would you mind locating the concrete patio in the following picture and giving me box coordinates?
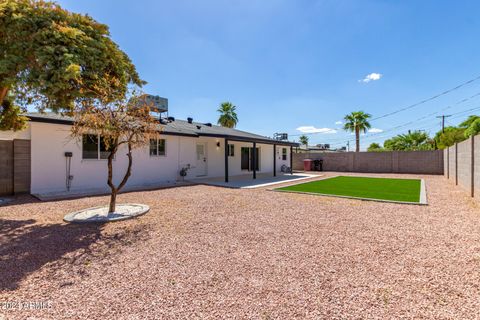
[191,172,319,188]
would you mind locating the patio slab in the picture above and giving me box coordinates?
[191,172,319,188]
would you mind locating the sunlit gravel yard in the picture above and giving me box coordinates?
[1,173,480,319]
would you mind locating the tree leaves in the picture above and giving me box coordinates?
[217,102,238,128]
[384,131,434,151]
[0,0,144,130]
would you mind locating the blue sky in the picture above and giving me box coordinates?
[57,0,480,150]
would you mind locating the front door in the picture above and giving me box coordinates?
[196,143,207,176]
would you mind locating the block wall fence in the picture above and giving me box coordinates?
[293,150,444,174]
[444,135,480,199]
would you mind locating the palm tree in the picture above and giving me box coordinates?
[384,130,434,151]
[217,102,238,128]
[343,111,371,152]
[299,135,309,148]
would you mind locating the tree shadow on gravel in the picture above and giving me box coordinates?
[0,219,150,291]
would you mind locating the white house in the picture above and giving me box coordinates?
[0,113,298,197]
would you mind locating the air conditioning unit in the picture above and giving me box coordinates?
[133,94,168,113]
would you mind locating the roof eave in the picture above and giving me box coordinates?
[27,115,299,146]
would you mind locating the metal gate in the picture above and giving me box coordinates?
[0,139,30,196]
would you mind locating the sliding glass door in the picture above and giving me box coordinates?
[240,147,259,171]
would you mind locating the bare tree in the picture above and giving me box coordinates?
[71,91,159,213]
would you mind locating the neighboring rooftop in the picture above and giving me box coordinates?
[25,112,298,146]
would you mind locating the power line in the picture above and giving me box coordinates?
[370,74,480,121]
[292,91,480,145]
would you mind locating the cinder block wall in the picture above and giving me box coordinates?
[444,149,449,178]
[456,139,472,192]
[293,150,444,174]
[473,136,480,201]
[447,145,457,183]
[444,136,480,198]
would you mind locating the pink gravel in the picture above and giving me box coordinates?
[1,173,480,319]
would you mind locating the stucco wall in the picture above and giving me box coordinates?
[0,126,31,140]
[293,150,444,174]
[30,122,186,194]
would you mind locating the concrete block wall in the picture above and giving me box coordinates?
[444,149,448,178]
[447,145,457,184]
[293,150,444,174]
[473,136,480,201]
[444,136,480,198]
[456,139,472,193]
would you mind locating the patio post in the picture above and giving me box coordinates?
[290,146,293,175]
[273,144,276,177]
[224,138,229,183]
[253,142,257,179]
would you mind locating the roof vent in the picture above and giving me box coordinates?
[167,116,175,122]
[187,117,193,124]
[204,123,212,127]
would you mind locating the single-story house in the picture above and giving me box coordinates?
[0,113,298,196]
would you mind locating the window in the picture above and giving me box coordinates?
[282,148,287,160]
[150,138,166,156]
[228,144,234,157]
[82,134,110,160]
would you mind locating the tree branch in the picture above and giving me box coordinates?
[117,133,134,192]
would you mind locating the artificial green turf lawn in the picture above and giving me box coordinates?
[277,176,421,203]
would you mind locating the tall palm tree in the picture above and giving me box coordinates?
[217,102,238,128]
[343,111,371,152]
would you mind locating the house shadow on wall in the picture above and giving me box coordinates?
[0,218,149,291]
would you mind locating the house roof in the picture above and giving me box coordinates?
[26,112,298,146]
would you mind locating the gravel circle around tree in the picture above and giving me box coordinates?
[63,203,149,223]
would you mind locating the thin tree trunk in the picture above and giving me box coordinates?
[109,191,117,213]
[0,87,9,106]
[107,144,118,214]
[117,140,133,191]
[355,127,360,152]
[106,137,134,213]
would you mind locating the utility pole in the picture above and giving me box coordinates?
[346,141,350,152]
[436,115,451,133]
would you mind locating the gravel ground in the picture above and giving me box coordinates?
[1,172,480,319]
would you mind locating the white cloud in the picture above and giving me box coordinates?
[335,121,343,125]
[296,126,337,134]
[368,128,383,133]
[359,72,382,83]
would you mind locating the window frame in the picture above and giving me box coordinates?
[149,138,167,157]
[228,144,235,157]
[282,147,287,161]
[82,134,112,160]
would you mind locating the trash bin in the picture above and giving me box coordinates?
[303,159,313,171]
[313,159,323,171]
